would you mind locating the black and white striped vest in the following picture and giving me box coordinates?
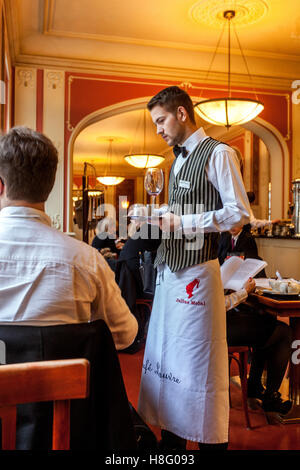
[154,137,223,272]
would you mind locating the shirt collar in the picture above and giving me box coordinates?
[0,206,52,227]
[232,230,242,241]
[182,127,208,156]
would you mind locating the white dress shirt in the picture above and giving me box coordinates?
[0,206,138,350]
[224,288,248,311]
[249,211,272,228]
[231,229,243,249]
[173,128,250,234]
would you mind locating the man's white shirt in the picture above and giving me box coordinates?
[0,206,137,349]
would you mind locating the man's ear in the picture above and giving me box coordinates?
[176,106,188,122]
[0,178,5,195]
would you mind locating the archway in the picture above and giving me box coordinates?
[243,117,290,219]
[67,97,153,233]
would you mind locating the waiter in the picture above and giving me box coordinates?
[138,86,251,450]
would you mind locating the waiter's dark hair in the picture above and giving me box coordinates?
[0,126,58,202]
[147,86,196,124]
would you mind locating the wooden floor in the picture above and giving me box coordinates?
[118,347,300,451]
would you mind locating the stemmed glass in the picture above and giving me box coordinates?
[144,168,164,215]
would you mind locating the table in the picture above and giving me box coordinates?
[249,293,300,424]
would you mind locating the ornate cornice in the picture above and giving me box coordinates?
[4,0,299,93]
[14,54,294,91]
[3,0,19,63]
[46,71,63,89]
[16,68,35,88]
[42,1,296,62]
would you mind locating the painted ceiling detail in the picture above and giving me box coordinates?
[189,0,269,28]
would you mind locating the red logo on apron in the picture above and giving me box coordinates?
[186,278,200,299]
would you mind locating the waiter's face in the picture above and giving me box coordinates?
[150,105,186,146]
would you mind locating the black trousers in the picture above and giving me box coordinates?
[226,304,292,394]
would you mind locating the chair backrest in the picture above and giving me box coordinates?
[0,320,137,450]
[0,358,90,450]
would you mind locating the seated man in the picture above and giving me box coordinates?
[0,127,138,349]
[218,224,259,265]
[92,217,123,253]
[116,223,161,353]
[118,222,161,299]
[226,278,292,415]
[218,224,266,277]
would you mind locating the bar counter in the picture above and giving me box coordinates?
[255,236,300,279]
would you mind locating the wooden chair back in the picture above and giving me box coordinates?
[0,358,90,450]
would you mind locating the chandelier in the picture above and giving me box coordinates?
[194,10,264,129]
[124,154,164,169]
[97,138,125,186]
[124,109,165,169]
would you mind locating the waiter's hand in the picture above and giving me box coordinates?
[158,212,182,232]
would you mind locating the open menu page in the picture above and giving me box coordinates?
[220,256,267,291]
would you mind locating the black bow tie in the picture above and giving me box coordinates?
[173,145,188,158]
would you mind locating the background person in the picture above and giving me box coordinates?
[218,224,260,265]
[92,216,123,255]
[226,278,292,415]
[117,223,162,353]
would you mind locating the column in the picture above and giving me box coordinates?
[43,70,65,231]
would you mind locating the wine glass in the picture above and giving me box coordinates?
[144,168,164,215]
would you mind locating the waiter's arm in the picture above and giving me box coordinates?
[179,145,250,234]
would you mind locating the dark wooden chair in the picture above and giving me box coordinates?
[228,346,251,429]
[136,298,153,319]
[0,359,90,450]
[0,320,137,450]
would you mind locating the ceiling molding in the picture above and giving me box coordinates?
[5,0,298,92]
[14,54,294,91]
[43,0,54,33]
[41,29,300,63]
[3,0,20,63]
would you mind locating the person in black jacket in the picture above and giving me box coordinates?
[218,225,292,414]
[116,223,162,353]
[92,217,122,255]
[226,279,292,415]
[118,223,162,299]
[218,224,259,266]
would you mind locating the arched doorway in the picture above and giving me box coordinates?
[243,117,290,219]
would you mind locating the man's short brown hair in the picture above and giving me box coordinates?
[0,127,58,202]
[147,86,196,124]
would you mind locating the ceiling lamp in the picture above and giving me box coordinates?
[124,109,165,169]
[124,154,165,169]
[194,10,264,129]
[96,138,125,186]
[97,176,125,186]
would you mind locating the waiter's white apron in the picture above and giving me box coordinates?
[138,258,229,443]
